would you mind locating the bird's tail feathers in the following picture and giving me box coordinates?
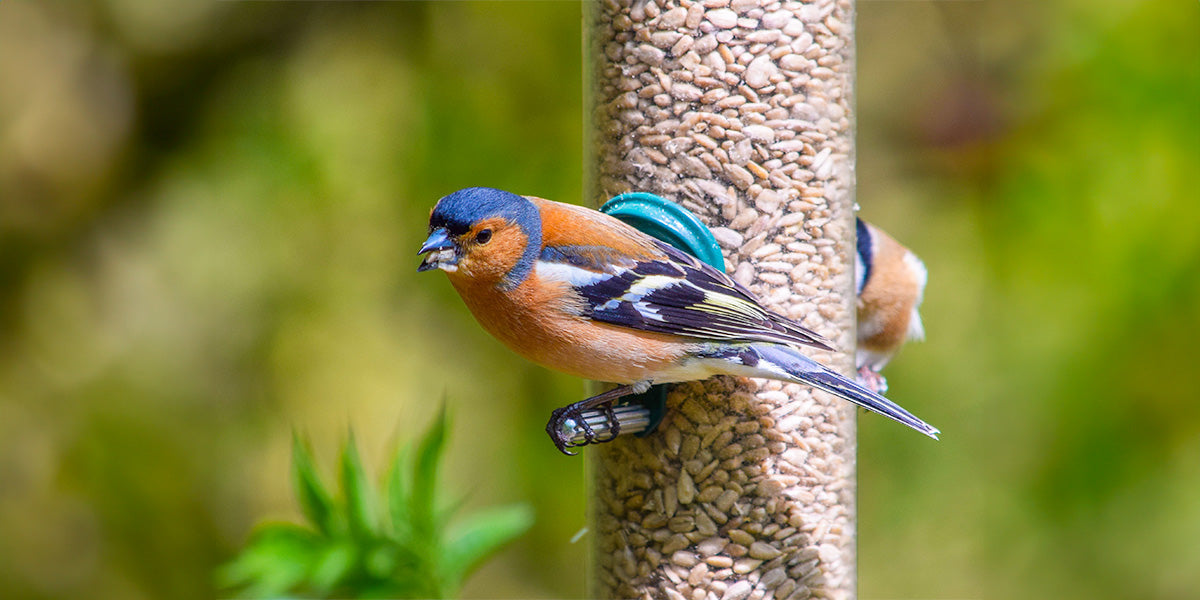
[749,344,940,439]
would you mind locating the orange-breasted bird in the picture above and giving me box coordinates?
[855,218,927,394]
[418,187,938,453]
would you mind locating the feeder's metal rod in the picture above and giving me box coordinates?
[562,404,651,445]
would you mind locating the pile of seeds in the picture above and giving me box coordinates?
[588,0,857,599]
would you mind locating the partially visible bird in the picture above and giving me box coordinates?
[417,187,938,453]
[855,218,927,394]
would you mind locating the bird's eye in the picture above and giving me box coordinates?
[475,229,493,245]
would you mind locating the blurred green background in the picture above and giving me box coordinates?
[0,1,1196,599]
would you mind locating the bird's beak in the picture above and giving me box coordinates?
[417,227,458,272]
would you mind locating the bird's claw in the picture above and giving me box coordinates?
[856,367,889,395]
[546,400,622,455]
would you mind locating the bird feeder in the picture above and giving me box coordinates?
[586,1,859,599]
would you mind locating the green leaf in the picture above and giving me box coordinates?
[442,504,534,587]
[218,523,319,597]
[358,578,427,600]
[341,430,378,539]
[411,407,447,537]
[363,543,400,580]
[308,540,358,596]
[292,432,337,536]
[387,443,412,539]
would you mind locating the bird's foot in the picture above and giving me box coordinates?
[857,367,889,395]
[546,401,621,455]
[546,404,587,456]
[545,385,636,455]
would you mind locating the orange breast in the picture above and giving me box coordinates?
[857,228,919,354]
[446,270,692,384]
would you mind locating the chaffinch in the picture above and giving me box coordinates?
[418,187,938,453]
[855,218,927,394]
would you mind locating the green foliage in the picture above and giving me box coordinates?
[219,411,533,599]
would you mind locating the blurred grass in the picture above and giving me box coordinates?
[0,1,1197,599]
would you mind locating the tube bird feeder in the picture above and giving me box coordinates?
[586,1,859,599]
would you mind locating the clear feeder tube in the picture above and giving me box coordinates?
[586,1,859,599]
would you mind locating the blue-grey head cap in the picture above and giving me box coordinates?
[418,187,543,288]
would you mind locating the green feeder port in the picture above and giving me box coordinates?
[600,192,725,270]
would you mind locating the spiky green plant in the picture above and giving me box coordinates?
[219,410,533,598]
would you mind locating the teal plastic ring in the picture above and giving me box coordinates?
[600,193,725,271]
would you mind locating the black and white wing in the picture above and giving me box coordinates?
[537,240,833,350]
